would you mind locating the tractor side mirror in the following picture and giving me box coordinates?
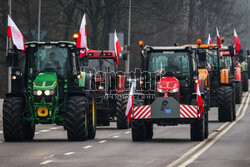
[122,51,128,60]
[228,45,234,56]
[82,55,89,66]
[247,50,250,55]
[6,52,13,67]
[197,49,207,68]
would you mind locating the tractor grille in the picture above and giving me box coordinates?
[45,81,55,86]
[34,96,54,103]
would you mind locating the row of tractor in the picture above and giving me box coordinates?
[3,15,249,142]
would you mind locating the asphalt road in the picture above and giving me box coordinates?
[0,90,249,167]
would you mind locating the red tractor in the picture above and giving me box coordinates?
[131,42,209,141]
[82,50,129,129]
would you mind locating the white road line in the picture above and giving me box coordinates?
[113,135,120,138]
[99,140,107,143]
[35,132,41,135]
[167,92,249,167]
[40,130,50,133]
[179,94,250,167]
[40,160,53,165]
[124,131,131,134]
[83,145,92,149]
[0,130,3,134]
[64,152,75,156]
[0,141,3,143]
[50,127,60,130]
[43,154,54,159]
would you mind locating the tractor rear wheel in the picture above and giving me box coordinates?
[65,96,88,141]
[218,86,234,122]
[242,72,249,92]
[116,97,129,129]
[235,82,242,104]
[131,119,146,141]
[88,95,96,139]
[3,97,25,141]
[191,111,205,141]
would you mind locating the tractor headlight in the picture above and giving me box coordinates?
[98,85,104,90]
[33,90,43,96]
[169,88,179,93]
[157,88,165,93]
[44,90,54,96]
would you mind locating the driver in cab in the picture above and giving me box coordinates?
[46,52,61,69]
[165,57,180,72]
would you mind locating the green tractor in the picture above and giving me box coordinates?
[237,49,248,92]
[3,41,96,141]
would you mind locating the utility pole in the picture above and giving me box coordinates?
[7,0,12,93]
[125,0,131,73]
[38,0,41,41]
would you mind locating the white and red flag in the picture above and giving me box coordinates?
[234,29,241,54]
[196,82,204,119]
[207,33,212,44]
[114,30,121,67]
[76,14,87,58]
[216,27,222,60]
[125,84,134,123]
[7,15,25,52]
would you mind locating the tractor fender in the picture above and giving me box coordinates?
[235,67,241,82]
[116,75,126,94]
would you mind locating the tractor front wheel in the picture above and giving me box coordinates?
[242,72,249,92]
[23,122,35,140]
[191,111,206,141]
[235,82,242,104]
[3,97,25,141]
[65,96,88,141]
[88,95,96,139]
[116,97,129,129]
[131,119,146,141]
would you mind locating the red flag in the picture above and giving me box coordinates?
[207,34,212,44]
[234,29,241,53]
[7,15,25,52]
[114,30,121,67]
[196,83,204,119]
[76,14,87,58]
[216,27,221,48]
[125,85,134,123]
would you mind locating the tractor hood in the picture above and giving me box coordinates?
[33,72,57,90]
[157,76,179,91]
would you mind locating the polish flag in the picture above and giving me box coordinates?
[114,30,121,67]
[234,29,241,54]
[7,15,25,52]
[216,27,222,60]
[216,27,221,48]
[196,83,204,119]
[125,84,134,123]
[76,14,87,58]
[207,34,212,44]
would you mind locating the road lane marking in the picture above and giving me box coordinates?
[40,160,53,165]
[43,154,54,159]
[0,141,3,143]
[83,145,92,149]
[99,140,107,143]
[0,130,3,134]
[40,130,50,133]
[50,127,60,130]
[179,94,250,167]
[113,135,120,138]
[167,92,249,167]
[64,152,75,156]
[124,131,131,134]
[35,132,41,135]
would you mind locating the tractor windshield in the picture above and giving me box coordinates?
[85,58,115,72]
[206,49,219,71]
[27,45,71,77]
[221,55,232,69]
[148,52,190,79]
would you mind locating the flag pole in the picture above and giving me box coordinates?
[7,0,12,93]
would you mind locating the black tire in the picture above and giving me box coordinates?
[235,82,242,104]
[218,86,234,122]
[3,97,25,141]
[88,95,96,139]
[131,119,146,141]
[65,96,88,141]
[145,123,153,140]
[204,109,209,139]
[191,112,205,141]
[116,97,129,129]
[232,87,236,121]
[242,72,249,92]
[23,122,35,140]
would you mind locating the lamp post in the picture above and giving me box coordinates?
[125,0,131,73]
[38,0,41,41]
[7,0,12,93]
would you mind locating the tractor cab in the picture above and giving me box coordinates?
[143,46,198,104]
